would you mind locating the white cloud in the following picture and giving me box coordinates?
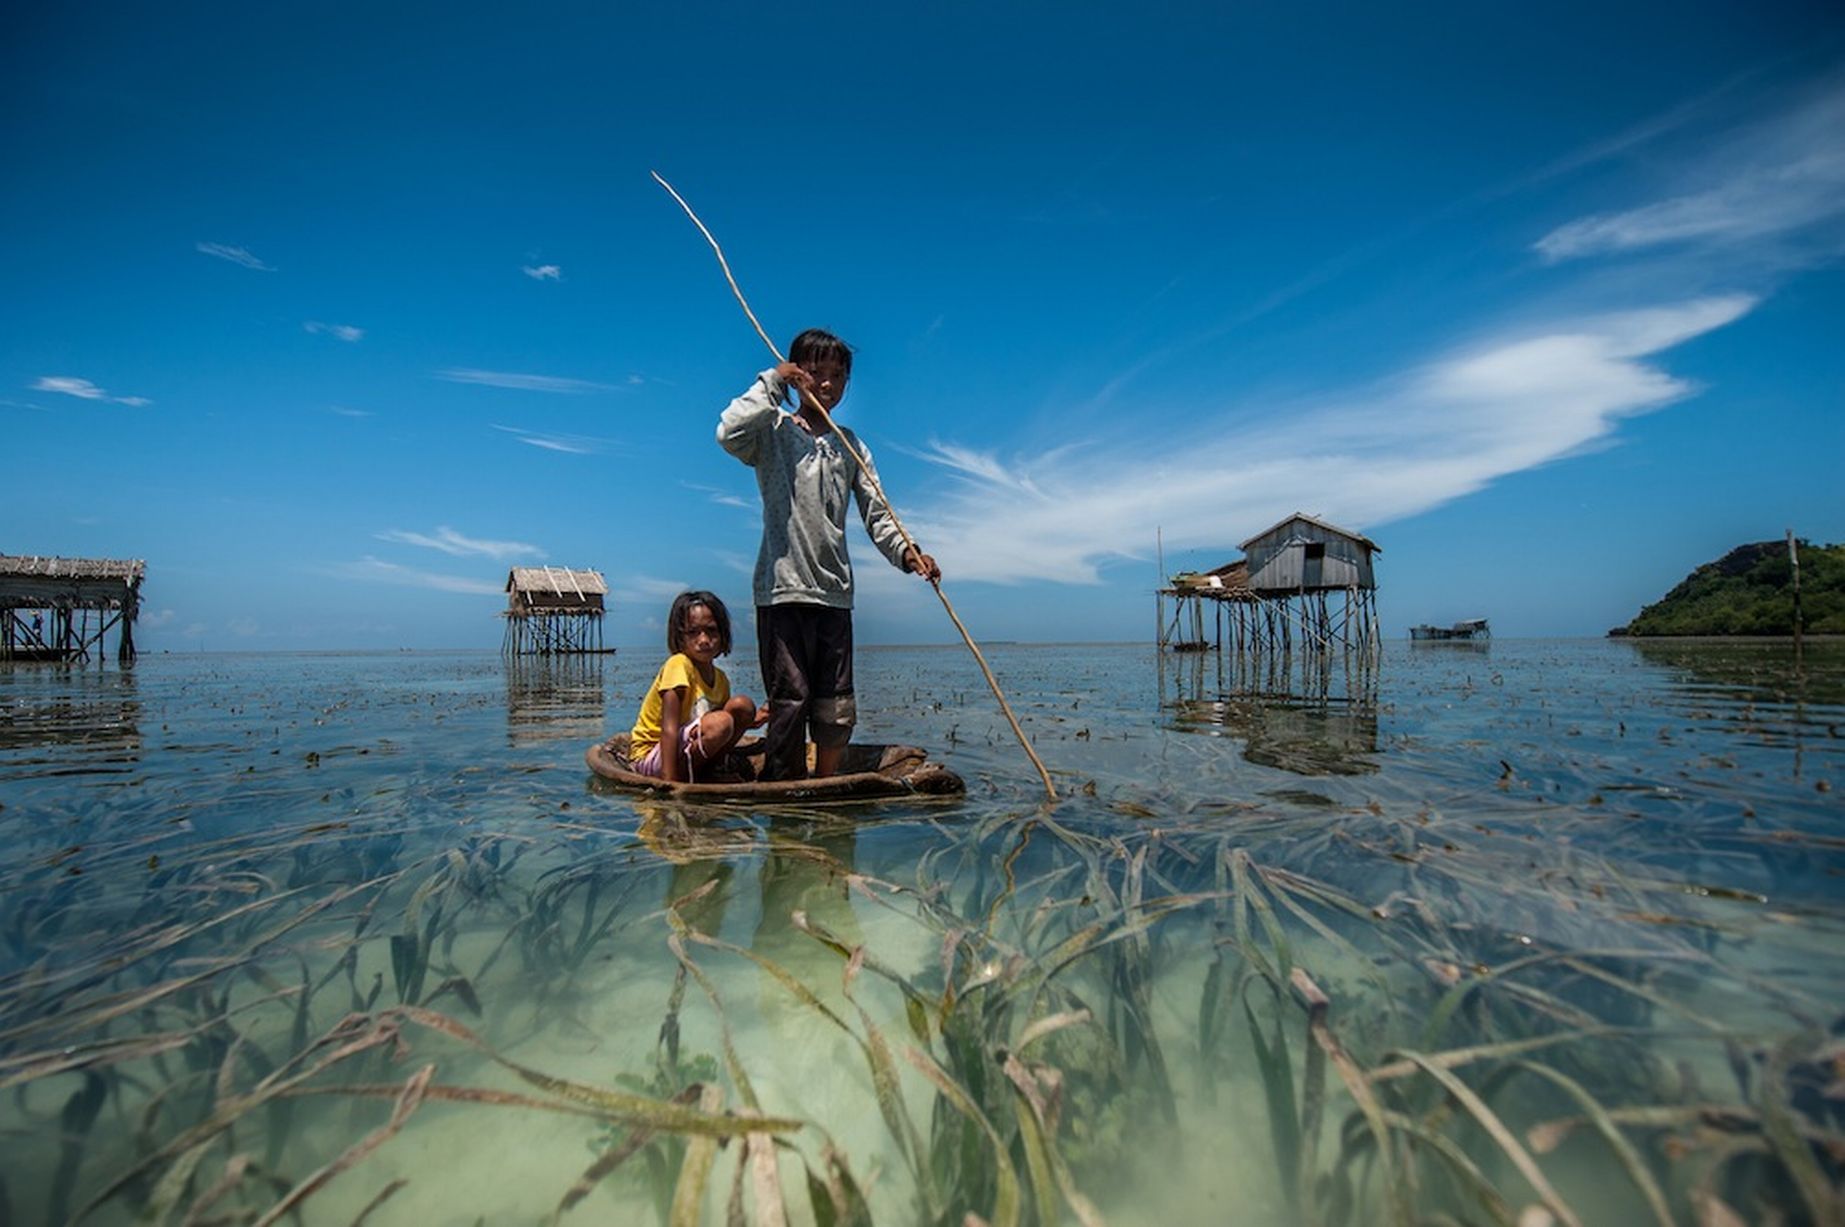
[227,618,261,637]
[375,525,542,560]
[523,264,562,281]
[196,242,274,271]
[490,423,610,455]
[896,296,1756,585]
[436,368,615,393]
[329,406,374,418]
[37,377,107,399]
[1536,82,1845,262]
[140,608,176,628]
[327,557,503,595]
[305,321,365,342]
[32,376,151,406]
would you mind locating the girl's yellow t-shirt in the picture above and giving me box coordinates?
[629,653,731,758]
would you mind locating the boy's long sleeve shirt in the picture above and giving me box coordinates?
[717,368,909,609]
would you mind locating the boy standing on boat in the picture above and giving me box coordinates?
[717,328,939,781]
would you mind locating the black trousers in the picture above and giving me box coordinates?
[756,603,856,780]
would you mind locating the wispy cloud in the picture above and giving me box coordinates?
[610,574,694,609]
[375,525,542,560]
[436,368,616,394]
[682,481,753,509]
[305,321,365,342]
[522,263,562,281]
[329,406,374,418]
[1536,81,1845,262]
[32,376,150,406]
[327,557,503,595]
[490,423,611,455]
[141,608,176,629]
[898,296,1756,585]
[710,549,752,575]
[196,242,274,271]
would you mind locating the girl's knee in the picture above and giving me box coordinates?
[724,695,758,722]
[695,710,736,755]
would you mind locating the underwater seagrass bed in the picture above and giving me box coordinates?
[0,640,1840,1225]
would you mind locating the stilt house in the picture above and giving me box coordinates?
[1158,513,1381,655]
[1241,513,1380,594]
[501,566,610,655]
[0,555,145,662]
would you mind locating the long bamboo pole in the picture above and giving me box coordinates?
[652,171,1056,799]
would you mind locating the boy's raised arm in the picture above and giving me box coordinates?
[716,368,787,465]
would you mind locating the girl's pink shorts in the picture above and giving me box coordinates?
[630,720,703,779]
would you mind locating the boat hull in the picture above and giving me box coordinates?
[585,734,964,802]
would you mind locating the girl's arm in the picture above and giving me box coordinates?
[658,686,690,782]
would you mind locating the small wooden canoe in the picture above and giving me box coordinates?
[585,733,964,802]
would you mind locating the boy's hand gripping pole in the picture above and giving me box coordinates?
[653,171,1056,801]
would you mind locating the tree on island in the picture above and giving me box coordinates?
[1615,540,1844,636]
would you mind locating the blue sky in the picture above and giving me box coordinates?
[5,2,1842,650]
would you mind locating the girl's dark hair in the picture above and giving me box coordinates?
[667,590,732,656]
[789,328,853,374]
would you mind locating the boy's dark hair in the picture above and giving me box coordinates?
[667,590,732,656]
[789,328,853,375]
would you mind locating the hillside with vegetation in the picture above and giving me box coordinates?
[1616,539,1845,636]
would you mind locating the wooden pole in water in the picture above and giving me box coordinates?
[1787,529,1803,654]
[1156,528,1165,651]
[653,171,1056,800]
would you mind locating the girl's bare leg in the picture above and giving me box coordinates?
[689,711,737,770]
[722,696,758,744]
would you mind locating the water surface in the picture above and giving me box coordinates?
[2,641,1840,1225]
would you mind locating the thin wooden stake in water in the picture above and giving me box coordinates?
[1787,529,1803,655]
[652,170,1056,800]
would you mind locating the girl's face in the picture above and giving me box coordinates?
[680,603,723,665]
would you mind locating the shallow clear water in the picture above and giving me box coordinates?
[1,640,1840,1225]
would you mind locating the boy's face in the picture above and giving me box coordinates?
[799,360,849,412]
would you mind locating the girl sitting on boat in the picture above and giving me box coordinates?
[627,591,765,782]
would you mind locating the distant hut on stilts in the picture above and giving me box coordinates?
[1158,513,1381,655]
[0,555,146,662]
[501,566,611,655]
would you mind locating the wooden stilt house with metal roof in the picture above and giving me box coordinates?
[1,555,145,662]
[1158,513,1381,655]
[501,566,611,655]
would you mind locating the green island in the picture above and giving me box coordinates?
[1615,538,1845,636]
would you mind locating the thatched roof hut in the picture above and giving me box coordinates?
[1,554,146,661]
[504,567,608,614]
[502,567,610,655]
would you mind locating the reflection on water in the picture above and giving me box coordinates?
[1630,635,1845,706]
[0,662,140,757]
[505,654,607,746]
[1161,647,1380,775]
[0,643,1841,1226]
